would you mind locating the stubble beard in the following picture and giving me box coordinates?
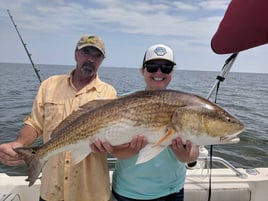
[80,63,96,79]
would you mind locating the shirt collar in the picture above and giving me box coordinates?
[68,70,103,93]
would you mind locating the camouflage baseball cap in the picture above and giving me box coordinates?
[76,34,105,56]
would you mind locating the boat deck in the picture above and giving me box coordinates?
[1,165,268,201]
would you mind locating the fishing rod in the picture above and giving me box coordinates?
[207,53,238,100]
[204,52,239,201]
[7,9,42,83]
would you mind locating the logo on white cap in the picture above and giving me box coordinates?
[143,44,176,65]
[154,47,167,56]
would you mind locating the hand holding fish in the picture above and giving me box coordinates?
[128,135,148,152]
[90,138,114,153]
[90,135,198,163]
[0,142,24,166]
[169,138,199,163]
[90,135,148,159]
[112,135,148,159]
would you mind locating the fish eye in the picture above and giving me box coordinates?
[226,117,231,122]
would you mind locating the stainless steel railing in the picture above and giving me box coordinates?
[107,156,248,179]
[198,156,248,179]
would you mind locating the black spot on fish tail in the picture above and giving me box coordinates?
[13,146,43,186]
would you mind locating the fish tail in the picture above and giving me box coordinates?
[13,146,43,186]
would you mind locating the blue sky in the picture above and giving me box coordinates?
[0,0,267,73]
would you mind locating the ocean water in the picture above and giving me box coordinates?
[0,63,267,175]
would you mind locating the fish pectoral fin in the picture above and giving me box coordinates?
[152,126,177,148]
[136,144,165,164]
[70,142,91,165]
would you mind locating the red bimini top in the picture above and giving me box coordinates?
[211,0,268,54]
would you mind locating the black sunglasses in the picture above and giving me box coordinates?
[145,63,174,74]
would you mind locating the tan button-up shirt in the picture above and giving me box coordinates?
[24,72,117,201]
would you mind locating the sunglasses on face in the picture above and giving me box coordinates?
[145,63,174,74]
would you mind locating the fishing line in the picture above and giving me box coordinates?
[206,52,238,201]
[7,9,42,83]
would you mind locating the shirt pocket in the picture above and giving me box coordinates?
[43,100,65,139]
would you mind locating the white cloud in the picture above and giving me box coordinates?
[173,1,199,11]
[1,0,267,73]
[199,0,230,10]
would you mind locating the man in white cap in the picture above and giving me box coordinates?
[92,44,199,201]
[0,34,117,201]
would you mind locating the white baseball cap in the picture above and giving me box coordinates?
[143,44,176,65]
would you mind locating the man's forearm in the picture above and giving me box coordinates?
[16,124,38,146]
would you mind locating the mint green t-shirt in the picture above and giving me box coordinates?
[112,147,186,199]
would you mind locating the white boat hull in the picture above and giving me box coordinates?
[1,167,268,201]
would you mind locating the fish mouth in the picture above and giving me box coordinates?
[220,131,242,144]
[227,137,240,144]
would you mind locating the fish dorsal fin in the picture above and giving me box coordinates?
[136,144,165,164]
[152,125,177,147]
[50,99,113,139]
[79,99,114,110]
